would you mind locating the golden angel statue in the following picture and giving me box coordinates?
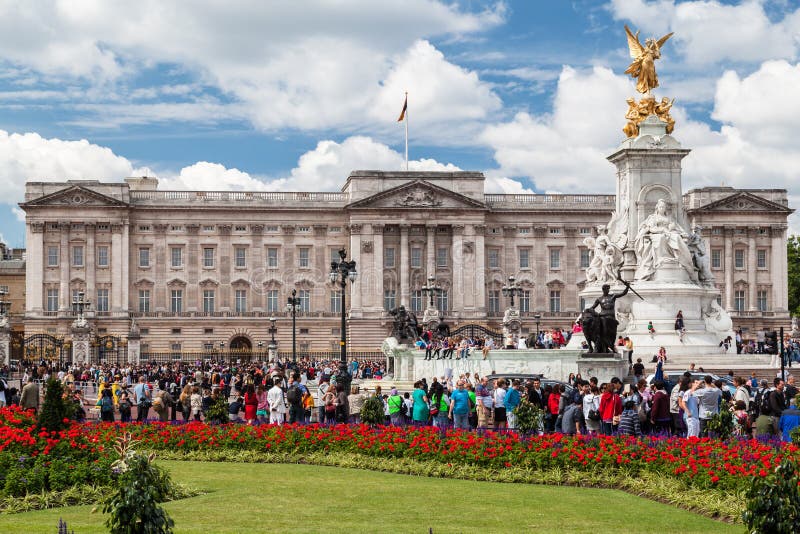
[623,25,673,95]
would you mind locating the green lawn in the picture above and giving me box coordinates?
[0,461,740,534]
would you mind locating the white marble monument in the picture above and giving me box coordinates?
[581,116,735,358]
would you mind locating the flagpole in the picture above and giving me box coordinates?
[404,91,409,171]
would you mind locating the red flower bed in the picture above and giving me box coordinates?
[1,406,798,493]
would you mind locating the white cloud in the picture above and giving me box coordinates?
[160,135,460,192]
[0,1,504,133]
[608,0,800,66]
[0,129,139,204]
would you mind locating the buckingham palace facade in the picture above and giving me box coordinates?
[19,171,793,354]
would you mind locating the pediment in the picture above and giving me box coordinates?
[347,180,486,210]
[21,185,128,208]
[690,192,793,214]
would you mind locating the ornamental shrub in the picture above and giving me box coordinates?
[360,396,386,426]
[705,407,734,440]
[743,458,800,533]
[103,435,175,534]
[514,398,544,434]
[205,395,229,425]
[37,378,74,432]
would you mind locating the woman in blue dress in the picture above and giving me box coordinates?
[411,381,429,426]
[654,346,666,381]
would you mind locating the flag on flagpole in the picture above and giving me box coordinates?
[397,94,407,122]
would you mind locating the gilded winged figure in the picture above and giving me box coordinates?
[623,25,673,95]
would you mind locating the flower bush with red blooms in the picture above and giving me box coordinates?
[1,406,799,496]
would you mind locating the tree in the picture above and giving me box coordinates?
[789,235,800,317]
[37,378,74,432]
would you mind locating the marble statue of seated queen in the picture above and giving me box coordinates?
[634,199,698,283]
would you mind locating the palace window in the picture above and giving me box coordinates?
[437,290,449,311]
[267,290,279,312]
[734,249,744,269]
[329,290,341,313]
[170,289,183,313]
[72,245,84,267]
[410,247,422,268]
[549,290,561,313]
[138,290,150,313]
[488,249,499,269]
[46,289,59,311]
[519,248,530,269]
[235,289,247,313]
[579,249,590,269]
[711,249,721,269]
[235,225,247,232]
[267,247,278,268]
[734,290,745,312]
[436,247,448,268]
[549,228,561,235]
[757,249,767,269]
[170,247,183,268]
[203,290,215,313]
[383,289,396,311]
[138,247,150,268]
[203,248,214,268]
[384,247,395,268]
[298,247,310,268]
[410,290,423,313]
[549,248,561,269]
[234,247,247,268]
[97,246,109,267]
[757,290,768,312]
[488,290,500,314]
[96,289,109,312]
[47,246,59,267]
[297,289,311,312]
[519,290,531,313]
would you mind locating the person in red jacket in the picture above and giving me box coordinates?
[599,382,622,435]
[547,384,562,432]
[650,379,672,434]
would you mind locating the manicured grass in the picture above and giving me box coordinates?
[0,461,740,533]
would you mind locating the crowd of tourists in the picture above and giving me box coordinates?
[2,356,799,442]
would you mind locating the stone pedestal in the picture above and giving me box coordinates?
[127,320,141,364]
[70,317,92,365]
[0,317,10,366]
[502,307,521,348]
[422,307,440,330]
[577,353,629,384]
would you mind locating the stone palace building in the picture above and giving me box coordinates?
[17,171,792,359]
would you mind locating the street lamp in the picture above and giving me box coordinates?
[421,274,441,308]
[501,276,521,308]
[71,290,91,320]
[286,289,300,363]
[329,248,357,393]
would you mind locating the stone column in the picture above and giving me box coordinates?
[747,229,757,311]
[70,318,92,366]
[400,224,410,307]
[425,224,436,278]
[121,222,130,313]
[724,227,734,310]
[111,224,123,312]
[85,223,96,312]
[473,225,486,315]
[251,225,264,310]
[26,222,45,313]
[372,224,384,312]
[451,225,465,314]
[59,222,70,311]
[186,224,200,312]
[772,224,788,312]
[127,321,141,364]
[348,224,362,317]
[219,224,232,310]
[154,224,168,311]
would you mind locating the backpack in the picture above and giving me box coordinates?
[286,385,302,405]
[759,390,772,416]
[101,396,114,413]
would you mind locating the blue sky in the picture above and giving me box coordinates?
[0,0,799,247]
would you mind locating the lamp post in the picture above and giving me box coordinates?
[329,248,357,393]
[286,289,300,363]
[501,275,520,308]
[71,290,91,323]
[421,274,441,308]
[268,316,278,361]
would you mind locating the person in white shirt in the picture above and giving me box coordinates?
[267,381,287,425]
